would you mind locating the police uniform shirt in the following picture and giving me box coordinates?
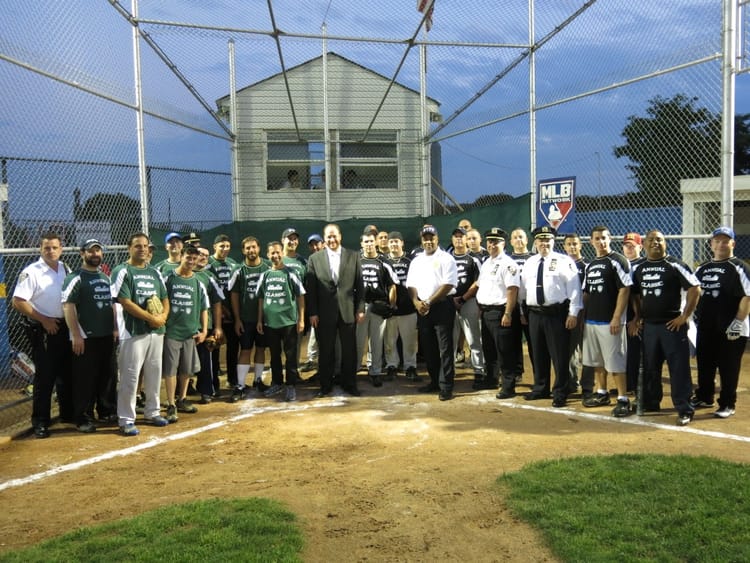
[406,247,458,300]
[476,253,520,306]
[228,262,270,322]
[257,266,306,329]
[61,269,114,338]
[360,256,398,303]
[631,256,699,323]
[523,252,583,316]
[451,252,481,296]
[695,257,750,336]
[385,254,415,315]
[13,258,69,318]
[583,251,632,323]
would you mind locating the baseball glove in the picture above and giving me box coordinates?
[146,294,164,316]
[204,335,218,351]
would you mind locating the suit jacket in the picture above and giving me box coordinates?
[306,247,364,324]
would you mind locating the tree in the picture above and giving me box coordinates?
[736,113,750,175]
[614,94,723,205]
[76,192,141,244]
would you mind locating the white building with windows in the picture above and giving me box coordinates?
[216,52,441,221]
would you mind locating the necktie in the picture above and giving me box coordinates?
[536,257,545,305]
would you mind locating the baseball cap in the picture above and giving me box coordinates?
[712,226,735,239]
[484,227,507,240]
[213,234,230,245]
[164,232,182,244]
[452,227,467,236]
[307,233,323,244]
[388,231,404,241]
[183,232,201,245]
[420,225,438,236]
[80,239,104,251]
[282,227,299,239]
[623,232,642,245]
[531,226,557,239]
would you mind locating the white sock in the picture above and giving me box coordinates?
[236,364,250,388]
[254,363,265,382]
[597,389,608,395]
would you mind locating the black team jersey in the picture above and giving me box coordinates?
[360,255,397,303]
[385,254,415,315]
[583,252,631,323]
[694,257,750,332]
[451,252,481,296]
[632,256,699,323]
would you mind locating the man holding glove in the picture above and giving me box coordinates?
[691,227,750,418]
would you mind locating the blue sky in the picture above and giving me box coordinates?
[2,0,748,224]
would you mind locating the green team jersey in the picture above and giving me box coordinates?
[257,266,306,329]
[229,261,269,322]
[194,269,224,328]
[164,270,209,341]
[282,255,306,281]
[111,262,168,338]
[155,259,181,276]
[206,256,238,299]
[61,269,114,338]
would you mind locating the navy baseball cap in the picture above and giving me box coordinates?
[307,233,323,244]
[420,225,438,236]
[164,232,182,244]
[712,226,735,239]
[282,227,299,239]
[81,239,104,251]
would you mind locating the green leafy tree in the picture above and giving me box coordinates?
[77,192,141,244]
[614,94,721,205]
[736,113,750,175]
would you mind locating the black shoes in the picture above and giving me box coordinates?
[33,425,50,439]
[439,389,453,401]
[370,374,383,387]
[496,390,515,399]
[552,396,567,408]
[77,421,97,433]
[343,386,361,397]
[524,392,551,401]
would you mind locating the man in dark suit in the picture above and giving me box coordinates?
[306,223,365,396]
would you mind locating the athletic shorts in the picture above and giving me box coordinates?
[163,337,200,376]
[583,322,627,373]
[239,321,268,350]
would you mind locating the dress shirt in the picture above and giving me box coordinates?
[476,253,519,306]
[406,247,457,300]
[523,251,582,316]
[327,247,341,284]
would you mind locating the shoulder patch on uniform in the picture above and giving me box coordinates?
[508,265,518,276]
[18,272,28,283]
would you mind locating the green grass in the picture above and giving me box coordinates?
[498,454,750,562]
[0,497,303,563]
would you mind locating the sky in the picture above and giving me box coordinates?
[2,0,748,226]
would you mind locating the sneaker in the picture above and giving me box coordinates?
[515,374,523,384]
[253,378,269,392]
[120,423,140,436]
[199,394,212,405]
[166,404,179,423]
[135,392,145,414]
[176,398,197,413]
[186,379,198,396]
[370,374,383,387]
[612,398,632,418]
[77,421,97,433]
[677,411,694,426]
[496,390,515,399]
[583,392,611,407]
[383,366,397,381]
[300,360,317,372]
[714,406,736,419]
[439,389,454,401]
[264,383,285,398]
[145,415,169,427]
[230,386,245,403]
[455,351,466,365]
[405,367,421,382]
[689,396,715,409]
[285,385,297,402]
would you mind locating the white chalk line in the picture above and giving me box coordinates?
[2,394,748,492]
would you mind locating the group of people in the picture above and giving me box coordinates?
[11,220,748,437]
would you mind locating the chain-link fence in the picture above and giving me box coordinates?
[1,0,748,434]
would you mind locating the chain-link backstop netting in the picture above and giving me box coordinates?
[0,0,748,433]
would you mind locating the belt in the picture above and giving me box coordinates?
[527,300,569,315]
[478,304,506,312]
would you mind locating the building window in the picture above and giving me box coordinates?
[265,130,398,191]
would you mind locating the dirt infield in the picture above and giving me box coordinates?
[2,356,750,561]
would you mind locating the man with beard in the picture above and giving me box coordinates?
[228,236,270,401]
[62,239,117,433]
[629,229,700,425]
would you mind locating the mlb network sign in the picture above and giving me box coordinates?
[536,176,576,231]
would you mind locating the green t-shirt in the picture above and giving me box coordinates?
[164,270,209,341]
[257,266,306,329]
[111,262,168,337]
[155,259,181,276]
[229,261,269,322]
[61,269,114,338]
[194,269,224,328]
[206,256,238,300]
[282,255,307,281]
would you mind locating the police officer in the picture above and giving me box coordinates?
[629,229,700,425]
[691,226,750,419]
[12,231,73,438]
[521,226,582,408]
[475,228,521,398]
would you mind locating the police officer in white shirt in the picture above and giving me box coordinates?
[12,231,73,438]
[522,226,582,407]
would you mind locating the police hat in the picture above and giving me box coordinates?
[484,227,507,240]
[531,226,557,239]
